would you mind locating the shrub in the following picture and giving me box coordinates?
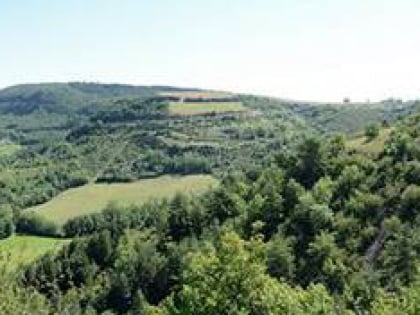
[16,213,60,237]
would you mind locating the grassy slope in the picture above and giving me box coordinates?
[0,144,21,157]
[0,235,69,273]
[168,102,245,115]
[27,175,218,224]
[347,128,392,155]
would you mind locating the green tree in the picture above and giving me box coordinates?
[0,205,14,239]
[0,258,50,314]
[365,124,379,140]
[113,230,168,307]
[166,232,341,315]
[371,275,420,315]
[305,232,348,292]
[401,185,420,220]
[267,233,296,282]
[293,137,326,189]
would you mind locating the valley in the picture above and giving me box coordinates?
[1,82,420,314]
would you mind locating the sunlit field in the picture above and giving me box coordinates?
[27,175,218,224]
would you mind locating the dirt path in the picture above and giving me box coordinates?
[365,220,386,262]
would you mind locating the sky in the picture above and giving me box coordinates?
[1,0,420,102]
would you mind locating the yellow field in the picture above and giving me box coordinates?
[0,235,69,273]
[160,91,234,99]
[26,175,218,224]
[169,101,246,115]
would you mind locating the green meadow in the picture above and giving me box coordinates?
[27,175,218,224]
[0,235,69,273]
[0,144,21,157]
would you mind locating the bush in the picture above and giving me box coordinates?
[365,124,379,140]
[0,205,15,239]
[16,213,59,237]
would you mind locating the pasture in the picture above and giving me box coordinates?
[169,101,245,115]
[0,235,69,273]
[27,175,218,224]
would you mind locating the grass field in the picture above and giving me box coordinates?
[169,101,246,115]
[0,143,21,157]
[0,235,69,273]
[347,128,392,155]
[160,91,234,99]
[27,175,218,224]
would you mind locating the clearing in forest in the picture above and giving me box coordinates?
[347,128,392,155]
[26,175,218,224]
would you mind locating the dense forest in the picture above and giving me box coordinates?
[2,83,420,314]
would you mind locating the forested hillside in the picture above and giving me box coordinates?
[2,83,420,314]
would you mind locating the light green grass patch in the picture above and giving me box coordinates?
[0,235,69,273]
[0,143,21,157]
[27,175,218,224]
[169,102,245,115]
[347,128,392,155]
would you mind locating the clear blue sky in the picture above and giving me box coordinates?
[1,0,420,101]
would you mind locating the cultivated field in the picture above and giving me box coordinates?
[27,175,218,224]
[0,235,69,273]
[160,91,235,99]
[168,101,246,115]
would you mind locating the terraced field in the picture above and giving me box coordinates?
[26,175,218,224]
[168,101,246,115]
[159,90,235,99]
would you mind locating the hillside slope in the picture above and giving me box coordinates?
[10,111,420,314]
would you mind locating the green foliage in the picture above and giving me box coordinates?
[267,233,296,282]
[292,137,326,188]
[401,185,420,219]
[166,232,342,315]
[16,213,59,237]
[0,82,160,115]
[5,84,420,314]
[283,98,420,133]
[365,124,380,140]
[0,269,50,314]
[0,205,14,239]
[371,275,420,314]
[112,230,168,311]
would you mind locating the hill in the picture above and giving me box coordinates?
[3,82,420,314]
[278,98,420,133]
[0,86,312,227]
[0,82,201,115]
[10,111,420,314]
